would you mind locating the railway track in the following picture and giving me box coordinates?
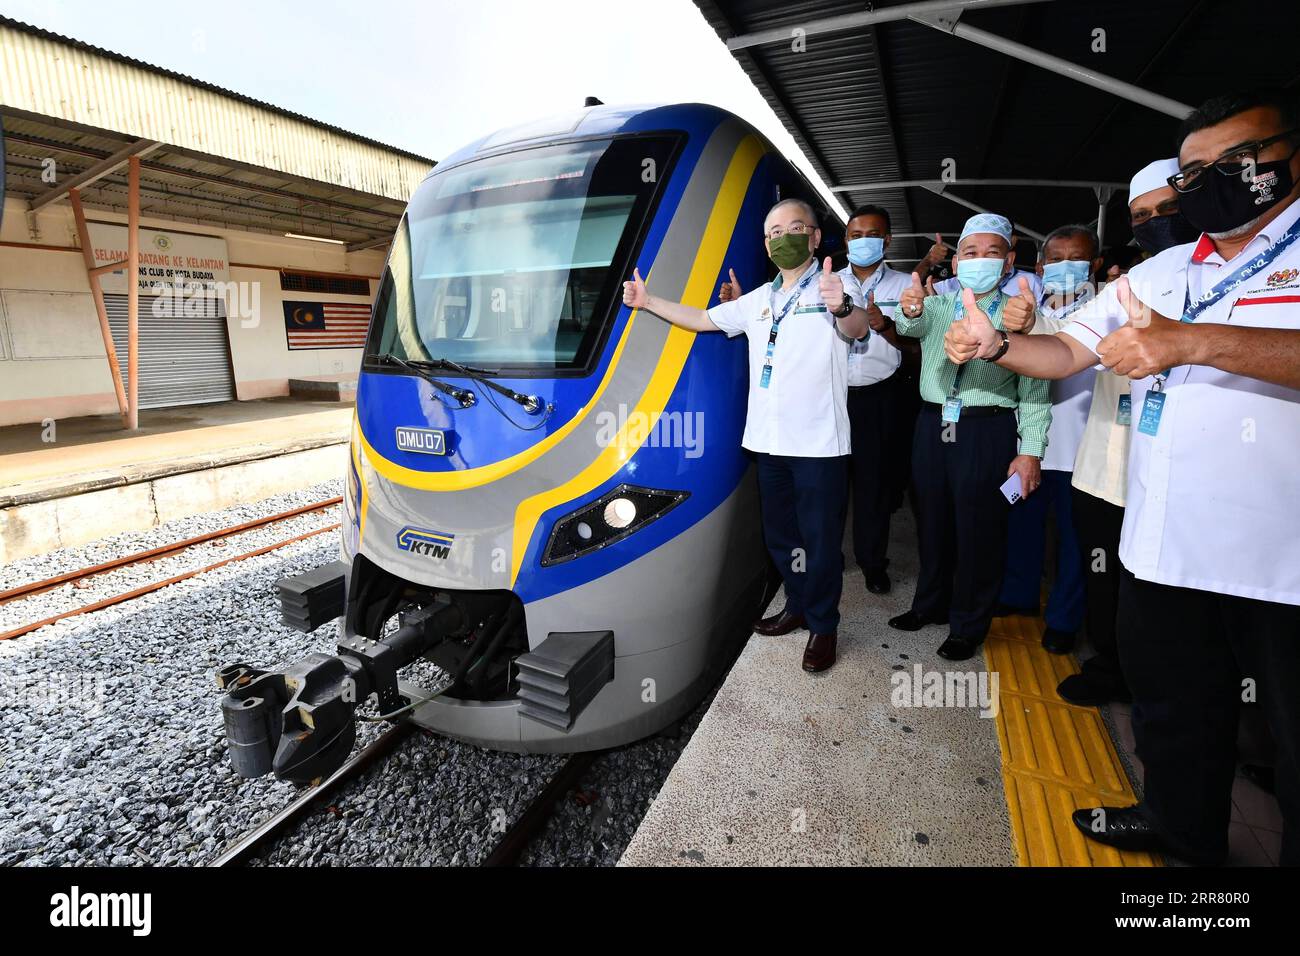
[0,497,342,641]
[209,721,598,868]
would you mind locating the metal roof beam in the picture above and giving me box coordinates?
[346,235,393,253]
[834,178,1126,192]
[910,11,1194,118]
[26,137,160,211]
[919,183,1046,241]
[725,0,1047,51]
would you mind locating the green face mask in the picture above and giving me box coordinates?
[767,232,812,271]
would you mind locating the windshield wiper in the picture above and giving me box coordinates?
[424,356,545,415]
[372,353,475,408]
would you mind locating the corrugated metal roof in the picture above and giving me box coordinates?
[0,15,434,203]
[693,0,1300,262]
[3,112,409,244]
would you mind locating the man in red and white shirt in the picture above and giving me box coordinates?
[945,88,1300,866]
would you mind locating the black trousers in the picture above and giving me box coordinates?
[909,405,1017,641]
[1118,569,1300,865]
[847,373,902,573]
[755,453,849,634]
[1071,488,1128,692]
[890,365,923,512]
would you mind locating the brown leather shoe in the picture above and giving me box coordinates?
[802,631,837,672]
[753,609,806,636]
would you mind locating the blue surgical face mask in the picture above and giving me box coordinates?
[956,257,1005,293]
[1042,259,1091,294]
[846,236,885,267]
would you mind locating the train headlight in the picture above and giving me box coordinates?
[542,484,688,566]
[603,497,637,529]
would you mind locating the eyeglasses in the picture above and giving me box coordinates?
[1168,129,1300,193]
[766,221,813,240]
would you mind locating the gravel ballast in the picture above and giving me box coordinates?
[0,482,713,867]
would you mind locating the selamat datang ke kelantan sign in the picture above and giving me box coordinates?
[86,222,231,296]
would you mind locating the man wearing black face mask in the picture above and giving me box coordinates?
[1128,158,1201,256]
[943,88,1300,866]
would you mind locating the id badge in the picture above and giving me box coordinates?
[1137,389,1166,436]
[942,396,963,423]
[1116,394,1132,427]
[759,364,773,389]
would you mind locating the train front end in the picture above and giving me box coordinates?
[219,104,779,783]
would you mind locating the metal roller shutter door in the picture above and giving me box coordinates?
[105,293,236,409]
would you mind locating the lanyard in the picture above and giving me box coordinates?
[948,293,1005,396]
[859,265,887,299]
[1044,290,1091,323]
[760,266,820,389]
[1152,215,1300,389]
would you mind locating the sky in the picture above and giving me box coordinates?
[2,0,843,211]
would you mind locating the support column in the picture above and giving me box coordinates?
[126,155,141,430]
[69,188,129,425]
[1094,186,1114,249]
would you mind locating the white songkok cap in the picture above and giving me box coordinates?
[1128,158,1180,205]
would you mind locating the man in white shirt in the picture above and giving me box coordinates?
[944,89,1300,865]
[838,204,914,596]
[623,198,870,674]
[995,226,1101,654]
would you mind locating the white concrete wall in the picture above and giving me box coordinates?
[0,195,388,425]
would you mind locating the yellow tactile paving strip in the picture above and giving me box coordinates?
[984,612,1160,867]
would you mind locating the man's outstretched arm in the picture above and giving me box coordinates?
[943,287,1097,380]
[623,268,718,332]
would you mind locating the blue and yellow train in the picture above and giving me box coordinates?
[219,102,845,783]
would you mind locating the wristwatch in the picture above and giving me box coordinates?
[831,293,854,319]
[987,329,1011,362]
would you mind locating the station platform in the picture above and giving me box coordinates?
[621,508,1284,867]
[0,398,351,561]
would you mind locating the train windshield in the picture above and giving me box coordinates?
[366,135,677,373]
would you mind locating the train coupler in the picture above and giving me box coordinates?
[216,599,460,785]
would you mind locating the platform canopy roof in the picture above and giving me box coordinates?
[692,0,1300,262]
[0,16,435,251]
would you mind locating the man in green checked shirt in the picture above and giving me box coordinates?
[885,212,1052,661]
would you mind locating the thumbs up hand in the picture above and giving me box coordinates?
[925,232,950,264]
[718,268,742,303]
[900,271,926,319]
[818,257,844,311]
[622,268,649,310]
[944,287,1001,364]
[865,291,888,331]
[1002,275,1039,332]
[1096,276,1184,378]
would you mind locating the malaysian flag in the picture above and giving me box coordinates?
[282,300,372,350]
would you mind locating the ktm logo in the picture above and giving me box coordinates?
[396,526,454,560]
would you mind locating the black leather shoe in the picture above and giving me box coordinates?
[1056,672,1130,707]
[887,609,940,632]
[993,602,1038,618]
[1073,805,1222,864]
[937,633,983,661]
[1071,805,1162,852]
[864,568,891,595]
[753,609,806,636]
[1041,627,1076,654]
[802,631,837,672]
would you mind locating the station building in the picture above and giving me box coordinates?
[0,16,434,429]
